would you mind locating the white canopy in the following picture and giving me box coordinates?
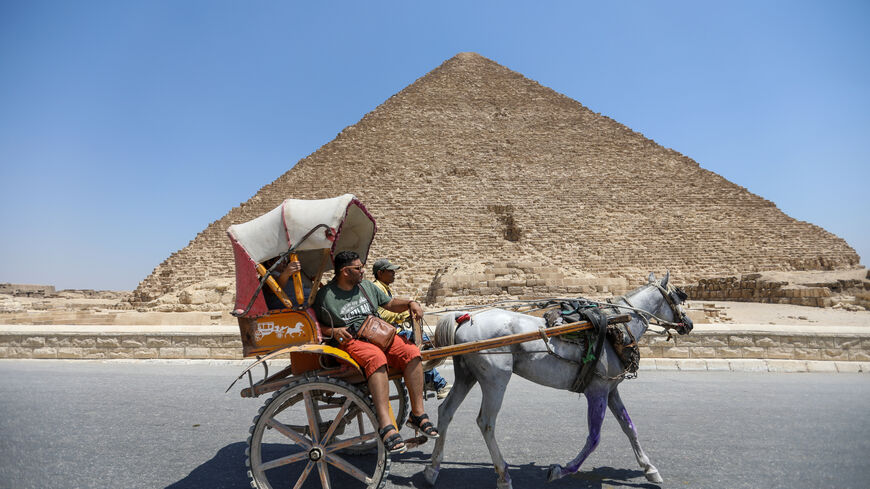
[227,193,376,265]
[227,194,377,318]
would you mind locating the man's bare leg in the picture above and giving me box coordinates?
[403,357,425,416]
[367,365,393,428]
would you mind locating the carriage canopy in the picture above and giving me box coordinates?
[227,194,376,318]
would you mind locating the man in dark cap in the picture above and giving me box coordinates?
[372,258,452,400]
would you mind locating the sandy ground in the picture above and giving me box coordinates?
[686,300,870,327]
[2,299,869,328]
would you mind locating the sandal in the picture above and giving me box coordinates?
[378,424,406,454]
[406,412,439,439]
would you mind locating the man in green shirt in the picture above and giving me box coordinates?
[313,250,438,453]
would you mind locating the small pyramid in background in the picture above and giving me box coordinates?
[131,52,859,307]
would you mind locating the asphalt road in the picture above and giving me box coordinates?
[0,360,868,489]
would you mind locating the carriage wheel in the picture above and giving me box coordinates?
[247,376,389,489]
[341,378,409,455]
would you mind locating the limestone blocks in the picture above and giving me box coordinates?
[0,332,245,360]
[637,331,870,362]
[684,274,836,308]
[140,278,235,312]
[0,283,57,297]
[1,326,869,363]
[427,261,630,303]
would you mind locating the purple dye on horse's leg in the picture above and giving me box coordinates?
[562,393,608,475]
[607,389,633,430]
[608,389,642,444]
[620,406,635,431]
[495,462,512,489]
[607,388,662,483]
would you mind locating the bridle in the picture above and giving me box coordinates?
[650,282,692,334]
[605,281,693,336]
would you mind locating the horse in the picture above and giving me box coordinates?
[423,272,693,489]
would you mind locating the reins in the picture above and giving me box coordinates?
[431,283,689,388]
[601,283,688,338]
[429,282,688,337]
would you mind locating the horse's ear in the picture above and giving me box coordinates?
[661,270,670,288]
[647,272,656,284]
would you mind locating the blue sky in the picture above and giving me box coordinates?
[1,1,868,290]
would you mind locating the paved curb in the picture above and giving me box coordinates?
[0,357,866,374]
[638,358,868,373]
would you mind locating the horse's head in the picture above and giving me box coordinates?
[648,271,693,335]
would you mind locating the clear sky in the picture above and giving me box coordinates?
[1,1,868,291]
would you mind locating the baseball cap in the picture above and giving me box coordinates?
[372,258,400,274]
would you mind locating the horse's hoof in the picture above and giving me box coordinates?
[423,465,439,485]
[496,480,513,489]
[645,469,663,483]
[547,464,563,482]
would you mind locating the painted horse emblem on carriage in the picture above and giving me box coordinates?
[225,194,693,489]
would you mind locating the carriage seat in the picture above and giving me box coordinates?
[308,311,407,380]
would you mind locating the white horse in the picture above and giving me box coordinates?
[424,272,693,489]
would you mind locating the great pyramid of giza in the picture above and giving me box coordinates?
[131,52,859,307]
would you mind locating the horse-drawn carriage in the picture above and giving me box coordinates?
[226,194,692,489]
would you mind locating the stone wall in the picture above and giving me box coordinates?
[0,330,243,360]
[429,262,629,305]
[640,330,869,362]
[685,274,833,307]
[0,283,56,297]
[131,52,860,308]
[2,328,868,363]
[685,272,870,308]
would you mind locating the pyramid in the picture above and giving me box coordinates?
[131,52,860,307]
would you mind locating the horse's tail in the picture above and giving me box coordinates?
[434,311,465,348]
[422,312,466,371]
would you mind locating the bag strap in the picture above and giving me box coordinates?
[357,283,382,319]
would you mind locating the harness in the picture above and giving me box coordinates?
[548,301,639,388]
[451,281,689,391]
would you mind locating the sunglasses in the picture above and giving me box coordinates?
[343,265,365,272]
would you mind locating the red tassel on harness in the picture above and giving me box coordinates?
[456,313,471,325]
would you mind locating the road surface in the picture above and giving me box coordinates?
[0,360,867,489]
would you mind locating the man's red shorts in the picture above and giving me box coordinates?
[340,334,421,378]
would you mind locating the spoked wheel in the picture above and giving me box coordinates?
[247,376,389,489]
[342,378,409,455]
[389,378,410,429]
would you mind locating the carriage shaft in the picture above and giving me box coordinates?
[420,314,630,362]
